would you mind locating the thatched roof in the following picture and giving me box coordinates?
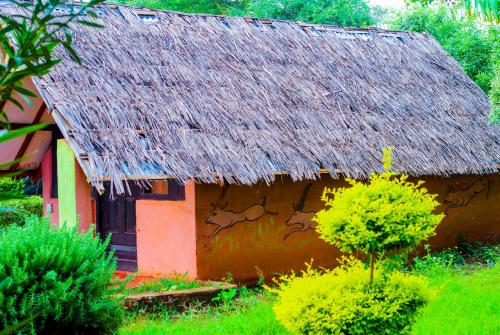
[2,3,498,193]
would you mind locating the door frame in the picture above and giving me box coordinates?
[93,179,186,272]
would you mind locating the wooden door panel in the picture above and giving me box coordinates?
[125,198,136,234]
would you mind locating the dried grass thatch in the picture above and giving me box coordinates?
[2,3,498,193]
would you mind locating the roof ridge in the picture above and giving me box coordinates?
[104,2,420,36]
[0,1,426,36]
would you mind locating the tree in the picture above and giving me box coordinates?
[405,0,499,22]
[391,5,497,94]
[117,0,375,27]
[113,0,249,15]
[313,148,444,283]
[488,36,499,123]
[464,0,499,22]
[247,0,375,27]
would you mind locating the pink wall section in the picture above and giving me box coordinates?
[136,181,197,278]
[41,146,94,231]
[42,148,59,226]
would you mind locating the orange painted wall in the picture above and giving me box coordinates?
[41,146,94,231]
[195,174,500,281]
[136,181,197,277]
[74,160,94,232]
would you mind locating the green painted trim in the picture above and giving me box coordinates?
[57,139,77,229]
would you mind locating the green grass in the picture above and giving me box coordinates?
[122,253,500,335]
[412,264,500,335]
[121,291,288,335]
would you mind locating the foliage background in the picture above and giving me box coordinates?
[391,5,498,94]
[0,178,42,228]
[114,0,375,27]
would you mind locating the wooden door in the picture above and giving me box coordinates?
[99,183,142,271]
[97,180,186,272]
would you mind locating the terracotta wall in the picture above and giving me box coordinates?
[74,159,94,232]
[195,174,500,281]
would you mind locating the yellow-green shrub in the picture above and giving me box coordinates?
[314,148,444,281]
[271,259,433,335]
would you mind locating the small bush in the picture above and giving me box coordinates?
[0,217,124,334]
[0,196,43,228]
[0,177,25,196]
[314,147,443,284]
[271,260,433,335]
[314,148,443,257]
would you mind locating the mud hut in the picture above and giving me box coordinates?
[1,3,498,280]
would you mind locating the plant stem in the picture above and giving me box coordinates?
[370,253,375,284]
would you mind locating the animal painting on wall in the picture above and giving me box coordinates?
[205,185,278,242]
[283,183,317,240]
[444,177,492,213]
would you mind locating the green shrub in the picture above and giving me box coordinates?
[271,259,433,335]
[0,217,124,334]
[0,196,43,228]
[314,147,443,282]
[412,242,500,276]
[274,148,441,335]
[0,177,24,197]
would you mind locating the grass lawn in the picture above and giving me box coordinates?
[121,293,287,335]
[412,264,500,335]
[121,263,499,335]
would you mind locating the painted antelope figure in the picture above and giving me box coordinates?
[283,183,317,240]
[205,185,278,241]
[444,177,491,211]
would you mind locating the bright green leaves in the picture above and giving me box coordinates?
[271,259,434,335]
[0,219,123,334]
[314,149,444,257]
[273,148,443,334]
[247,0,375,28]
[463,0,499,23]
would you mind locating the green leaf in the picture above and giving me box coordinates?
[12,85,37,97]
[61,42,81,63]
[18,93,33,109]
[0,124,48,143]
[6,97,24,111]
